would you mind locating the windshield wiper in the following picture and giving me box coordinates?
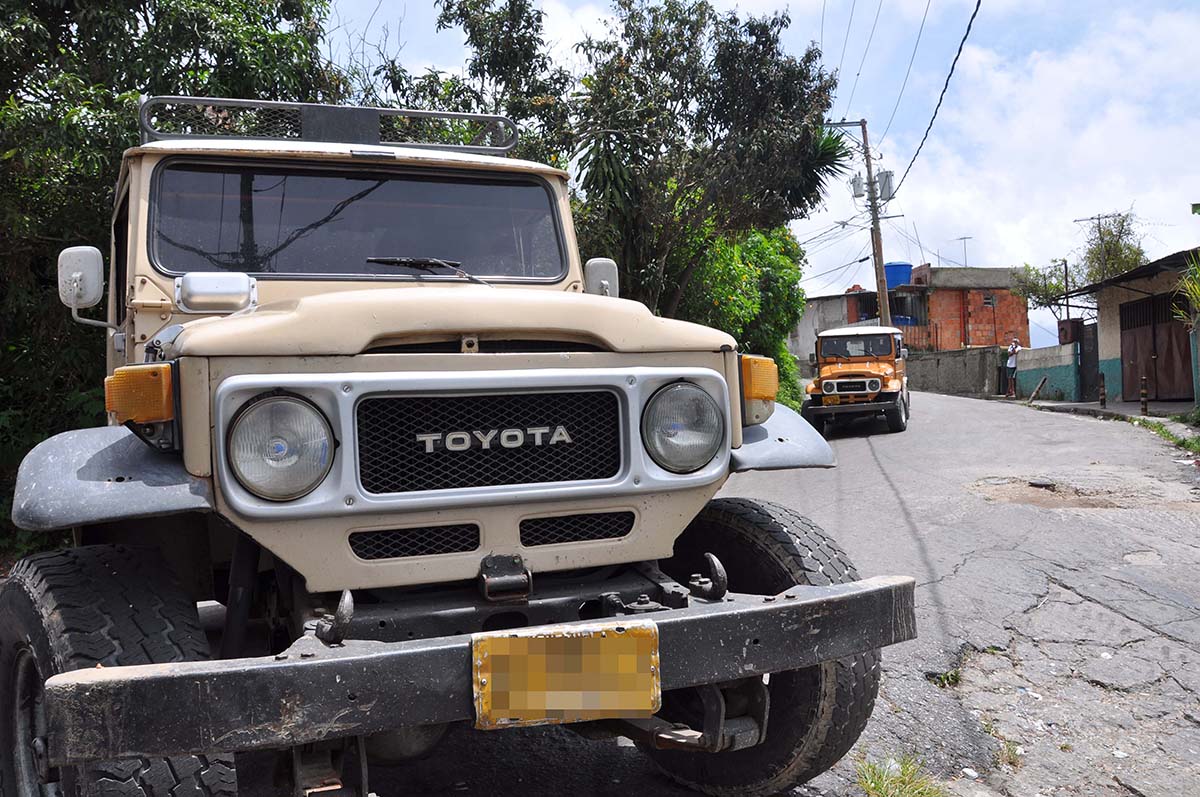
[366,256,492,287]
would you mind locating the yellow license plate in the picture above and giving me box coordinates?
[825,394,841,405]
[472,619,661,729]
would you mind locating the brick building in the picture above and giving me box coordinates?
[907,264,1030,350]
[789,265,1030,356]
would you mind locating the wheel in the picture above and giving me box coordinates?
[0,545,238,796]
[885,396,908,432]
[647,499,881,796]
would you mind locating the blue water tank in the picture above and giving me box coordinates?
[884,262,913,289]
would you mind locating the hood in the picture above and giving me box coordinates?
[172,287,736,357]
[817,361,894,379]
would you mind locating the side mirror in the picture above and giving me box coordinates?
[584,257,620,298]
[900,347,909,360]
[808,353,817,365]
[58,246,105,309]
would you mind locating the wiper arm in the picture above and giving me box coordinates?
[366,256,492,287]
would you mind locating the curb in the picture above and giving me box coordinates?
[1027,403,1198,444]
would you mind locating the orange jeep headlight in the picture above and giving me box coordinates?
[740,355,779,401]
[104,363,175,424]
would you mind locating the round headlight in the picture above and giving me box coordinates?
[868,379,881,392]
[641,383,724,474]
[822,381,836,394]
[228,396,335,501]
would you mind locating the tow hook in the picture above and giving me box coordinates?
[688,552,729,600]
[315,590,355,645]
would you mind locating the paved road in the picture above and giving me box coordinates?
[292,393,1200,796]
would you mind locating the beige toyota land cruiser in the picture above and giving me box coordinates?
[4,97,915,797]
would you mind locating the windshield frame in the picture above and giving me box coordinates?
[146,156,570,284]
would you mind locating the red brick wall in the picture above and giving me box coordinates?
[926,289,1028,349]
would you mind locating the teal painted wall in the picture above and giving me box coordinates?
[1016,364,1079,401]
[1191,329,1200,407]
[1099,358,1122,402]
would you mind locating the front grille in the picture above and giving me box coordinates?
[349,524,480,560]
[520,512,635,547]
[356,390,622,494]
[837,380,867,393]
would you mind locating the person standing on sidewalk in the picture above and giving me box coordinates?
[1006,338,1022,397]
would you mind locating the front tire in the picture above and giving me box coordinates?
[647,499,880,796]
[0,545,238,796]
[885,396,908,433]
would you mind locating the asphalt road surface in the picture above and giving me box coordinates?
[249,392,1200,796]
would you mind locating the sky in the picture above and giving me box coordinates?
[329,0,1200,347]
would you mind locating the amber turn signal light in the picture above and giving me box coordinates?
[740,355,779,401]
[105,364,174,424]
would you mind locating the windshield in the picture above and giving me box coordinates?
[151,162,566,280]
[819,334,894,359]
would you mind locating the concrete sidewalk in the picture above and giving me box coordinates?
[990,395,1200,440]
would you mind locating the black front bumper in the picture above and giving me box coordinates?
[44,575,915,766]
[805,397,899,416]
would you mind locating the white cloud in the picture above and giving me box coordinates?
[795,6,1200,347]
[539,0,615,71]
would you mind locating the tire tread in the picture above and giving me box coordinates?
[7,546,236,796]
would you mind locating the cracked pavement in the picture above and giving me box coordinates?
[345,392,1200,795]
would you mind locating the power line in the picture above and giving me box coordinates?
[820,0,826,53]
[840,0,885,119]
[892,0,983,198]
[878,0,931,147]
[834,0,859,104]
[800,249,871,284]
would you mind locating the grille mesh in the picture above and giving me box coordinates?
[356,391,621,494]
[349,524,480,560]
[520,512,635,547]
[836,380,868,393]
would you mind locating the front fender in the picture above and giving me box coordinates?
[730,404,836,472]
[11,426,213,532]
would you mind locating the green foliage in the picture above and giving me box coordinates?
[855,755,947,797]
[1172,251,1200,328]
[674,227,807,408]
[0,0,341,543]
[574,0,845,314]
[1012,212,1146,319]
[1080,212,1145,283]
[359,0,574,166]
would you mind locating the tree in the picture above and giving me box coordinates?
[359,0,575,166]
[573,0,847,316]
[1012,211,1146,319]
[0,0,341,548]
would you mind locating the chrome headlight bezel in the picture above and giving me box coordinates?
[640,381,725,474]
[822,380,836,394]
[867,378,882,392]
[227,393,336,501]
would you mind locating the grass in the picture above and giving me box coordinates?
[925,668,962,689]
[856,755,947,797]
[979,714,1024,770]
[996,739,1023,769]
[1127,416,1200,453]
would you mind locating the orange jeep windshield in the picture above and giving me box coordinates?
[819,334,894,359]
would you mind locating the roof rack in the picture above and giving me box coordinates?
[138,95,518,155]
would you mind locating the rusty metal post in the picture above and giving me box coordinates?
[1099,372,1107,408]
[1140,374,1148,416]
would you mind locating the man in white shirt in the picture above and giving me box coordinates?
[1006,338,1022,397]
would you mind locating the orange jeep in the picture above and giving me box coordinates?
[800,326,910,436]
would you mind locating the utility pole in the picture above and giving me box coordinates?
[827,118,891,326]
